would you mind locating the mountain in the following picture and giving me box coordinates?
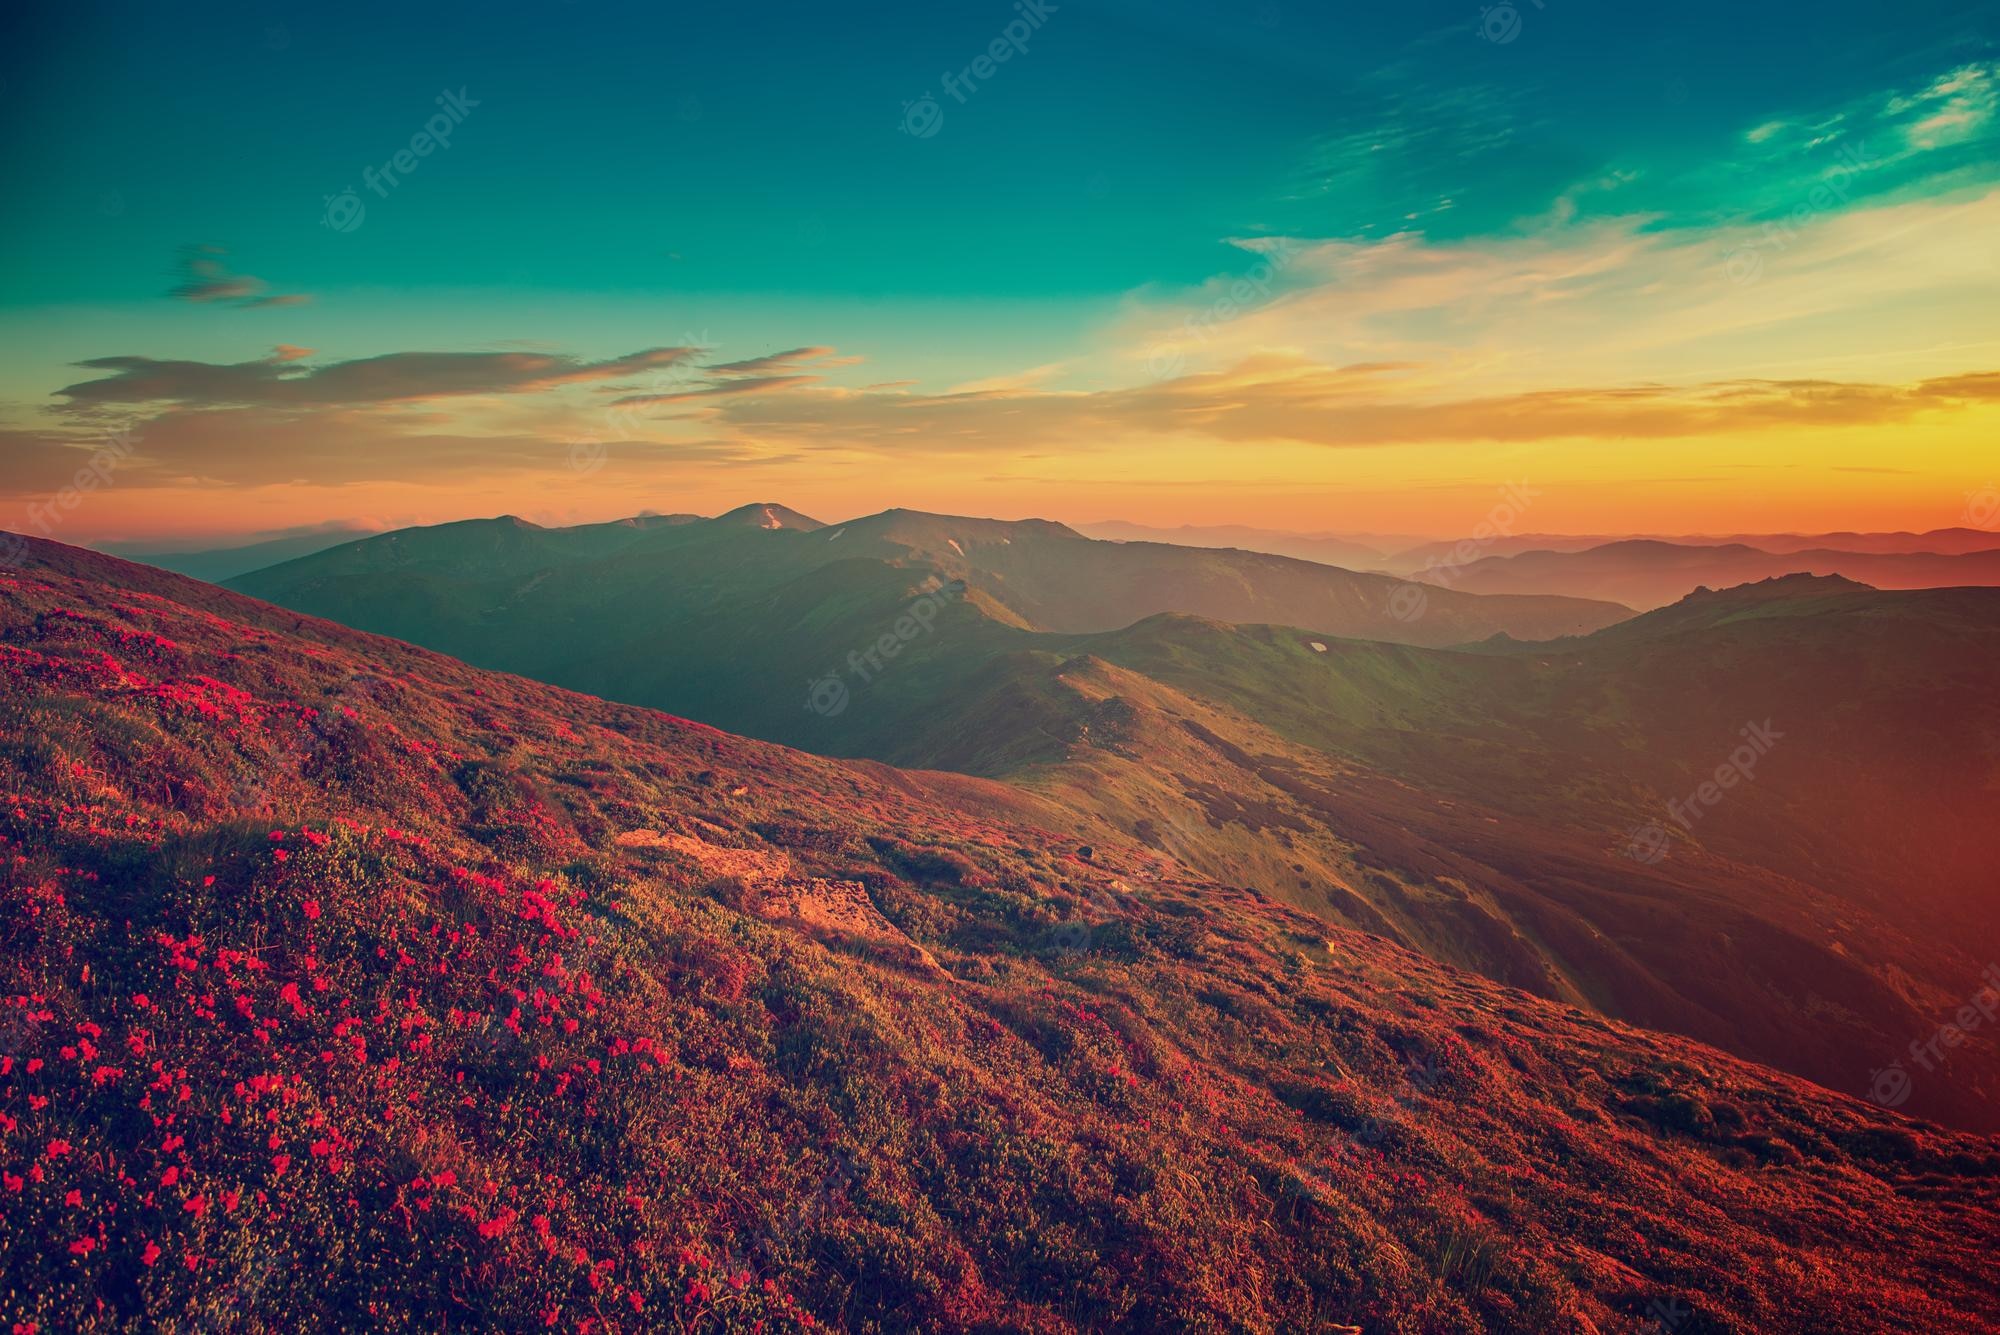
[224,512,2000,1131]
[236,507,1625,653]
[1711,526,2000,556]
[831,510,1631,642]
[4,534,1998,1333]
[1074,520,1397,571]
[1410,538,2000,609]
[1382,529,2000,576]
[107,514,719,588]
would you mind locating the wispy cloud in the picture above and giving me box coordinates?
[604,346,861,408]
[1109,187,2000,397]
[705,346,860,377]
[167,245,312,309]
[656,353,2000,454]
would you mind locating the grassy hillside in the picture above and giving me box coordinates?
[3,537,1998,1332]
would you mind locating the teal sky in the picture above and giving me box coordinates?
[2,0,1997,540]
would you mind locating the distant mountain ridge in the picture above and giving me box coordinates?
[237,504,1631,648]
[224,508,2000,1130]
[1408,538,2000,609]
[101,524,382,581]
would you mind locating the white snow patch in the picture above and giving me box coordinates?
[1309,641,1328,653]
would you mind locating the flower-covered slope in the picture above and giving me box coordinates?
[1,535,1996,1334]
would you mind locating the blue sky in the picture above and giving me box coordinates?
[2,0,1997,539]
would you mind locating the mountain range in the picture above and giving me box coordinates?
[3,533,1997,1332]
[222,508,2000,1133]
[1405,538,2000,609]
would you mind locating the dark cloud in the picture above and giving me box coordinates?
[0,405,776,500]
[57,345,708,409]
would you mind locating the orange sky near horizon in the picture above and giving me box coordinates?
[25,401,1998,549]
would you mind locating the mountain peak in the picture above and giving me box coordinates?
[855,508,1085,542]
[712,502,825,531]
[1686,571,1875,601]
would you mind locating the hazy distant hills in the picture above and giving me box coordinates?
[1075,519,1402,571]
[1077,519,2000,610]
[225,507,2000,1129]
[1407,537,2000,609]
[10,534,1998,1331]
[1383,526,2000,570]
[100,524,381,582]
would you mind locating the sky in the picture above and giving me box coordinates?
[2,0,1997,546]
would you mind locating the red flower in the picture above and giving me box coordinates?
[141,1241,162,1267]
[476,1208,518,1239]
[302,899,321,920]
[68,1238,94,1256]
[45,1139,71,1159]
